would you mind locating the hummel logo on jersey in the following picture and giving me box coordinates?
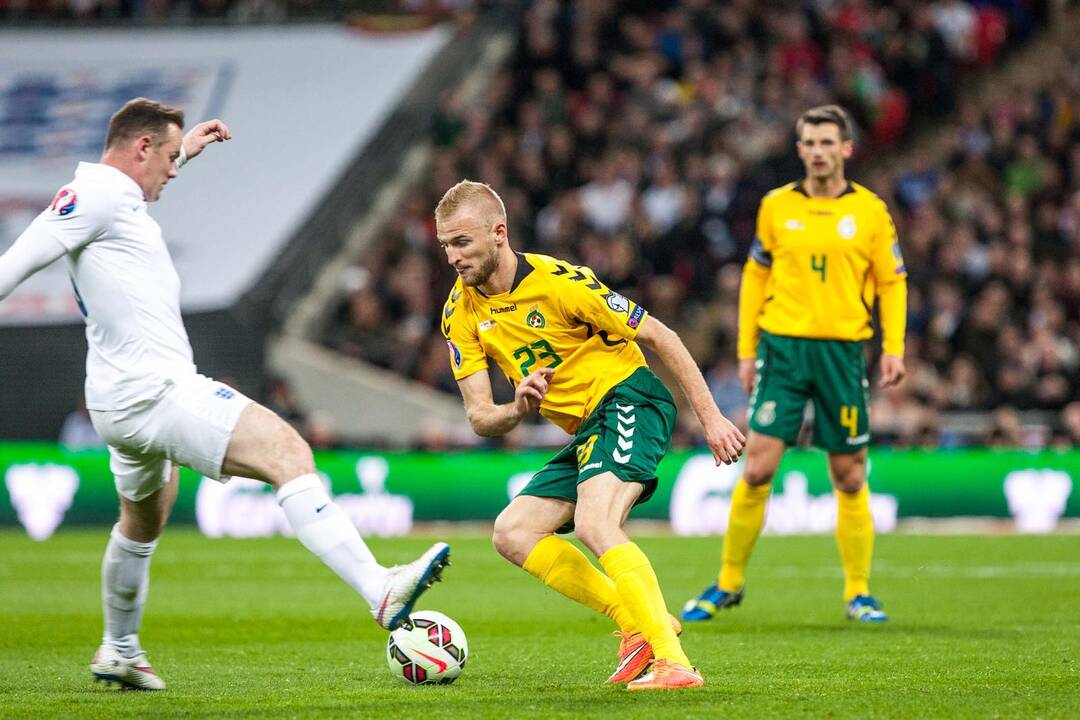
[784,219,804,230]
[451,289,462,302]
[213,387,235,400]
[490,304,517,315]
[551,262,602,290]
[614,404,635,464]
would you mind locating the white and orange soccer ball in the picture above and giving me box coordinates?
[386,610,468,685]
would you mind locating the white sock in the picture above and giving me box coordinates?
[277,474,388,607]
[101,524,156,659]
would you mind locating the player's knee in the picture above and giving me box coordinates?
[742,462,776,486]
[830,455,866,493]
[491,510,525,561]
[571,514,610,555]
[832,470,865,494]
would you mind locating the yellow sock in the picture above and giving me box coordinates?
[835,484,873,601]
[718,479,771,592]
[523,535,637,632]
[599,542,689,667]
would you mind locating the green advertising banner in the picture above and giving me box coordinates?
[0,443,1076,539]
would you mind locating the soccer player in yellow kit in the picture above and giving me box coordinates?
[436,180,745,690]
[682,105,907,624]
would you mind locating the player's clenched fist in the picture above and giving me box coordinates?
[705,415,746,466]
[514,367,554,417]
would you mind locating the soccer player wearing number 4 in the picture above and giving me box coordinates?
[437,181,746,690]
[682,105,907,624]
[0,99,449,690]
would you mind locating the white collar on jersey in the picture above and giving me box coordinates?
[76,161,145,201]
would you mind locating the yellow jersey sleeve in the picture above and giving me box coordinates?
[870,199,907,356]
[440,282,487,380]
[753,191,777,260]
[737,194,776,358]
[554,263,648,341]
[870,199,906,284]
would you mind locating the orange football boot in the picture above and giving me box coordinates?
[626,658,704,691]
[606,614,683,684]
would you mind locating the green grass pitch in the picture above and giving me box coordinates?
[1,530,1077,719]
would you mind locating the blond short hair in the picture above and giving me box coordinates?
[435,180,507,225]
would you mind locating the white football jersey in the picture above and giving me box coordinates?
[24,162,196,410]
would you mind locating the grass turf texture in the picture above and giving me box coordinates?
[1,530,1077,719]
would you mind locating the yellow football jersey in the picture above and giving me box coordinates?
[441,252,649,434]
[738,181,907,357]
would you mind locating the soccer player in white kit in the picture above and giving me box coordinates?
[0,98,450,690]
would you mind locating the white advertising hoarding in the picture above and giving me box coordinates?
[0,25,449,325]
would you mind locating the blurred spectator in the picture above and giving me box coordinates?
[264,375,307,428]
[0,0,474,23]
[1056,401,1080,447]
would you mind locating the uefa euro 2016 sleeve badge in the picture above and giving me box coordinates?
[446,339,462,369]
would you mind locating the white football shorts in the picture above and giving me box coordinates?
[89,373,253,502]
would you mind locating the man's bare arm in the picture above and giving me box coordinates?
[636,316,745,465]
[457,367,553,437]
[177,119,232,168]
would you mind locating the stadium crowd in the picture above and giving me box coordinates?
[0,0,471,22]
[321,0,1079,450]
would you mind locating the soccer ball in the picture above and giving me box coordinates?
[386,610,468,685]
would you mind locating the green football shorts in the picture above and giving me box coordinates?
[518,367,677,530]
[748,331,870,453]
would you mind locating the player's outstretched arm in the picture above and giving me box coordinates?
[457,367,553,437]
[0,227,67,302]
[636,316,745,465]
[179,119,232,165]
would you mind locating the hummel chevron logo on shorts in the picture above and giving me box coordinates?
[614,403,635,464]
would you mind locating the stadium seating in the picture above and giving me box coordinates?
[320,0,1076,448]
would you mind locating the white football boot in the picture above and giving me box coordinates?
[372,542,451,630]
[90,644,166,690]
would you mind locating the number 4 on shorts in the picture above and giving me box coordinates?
[840,405,858,437]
